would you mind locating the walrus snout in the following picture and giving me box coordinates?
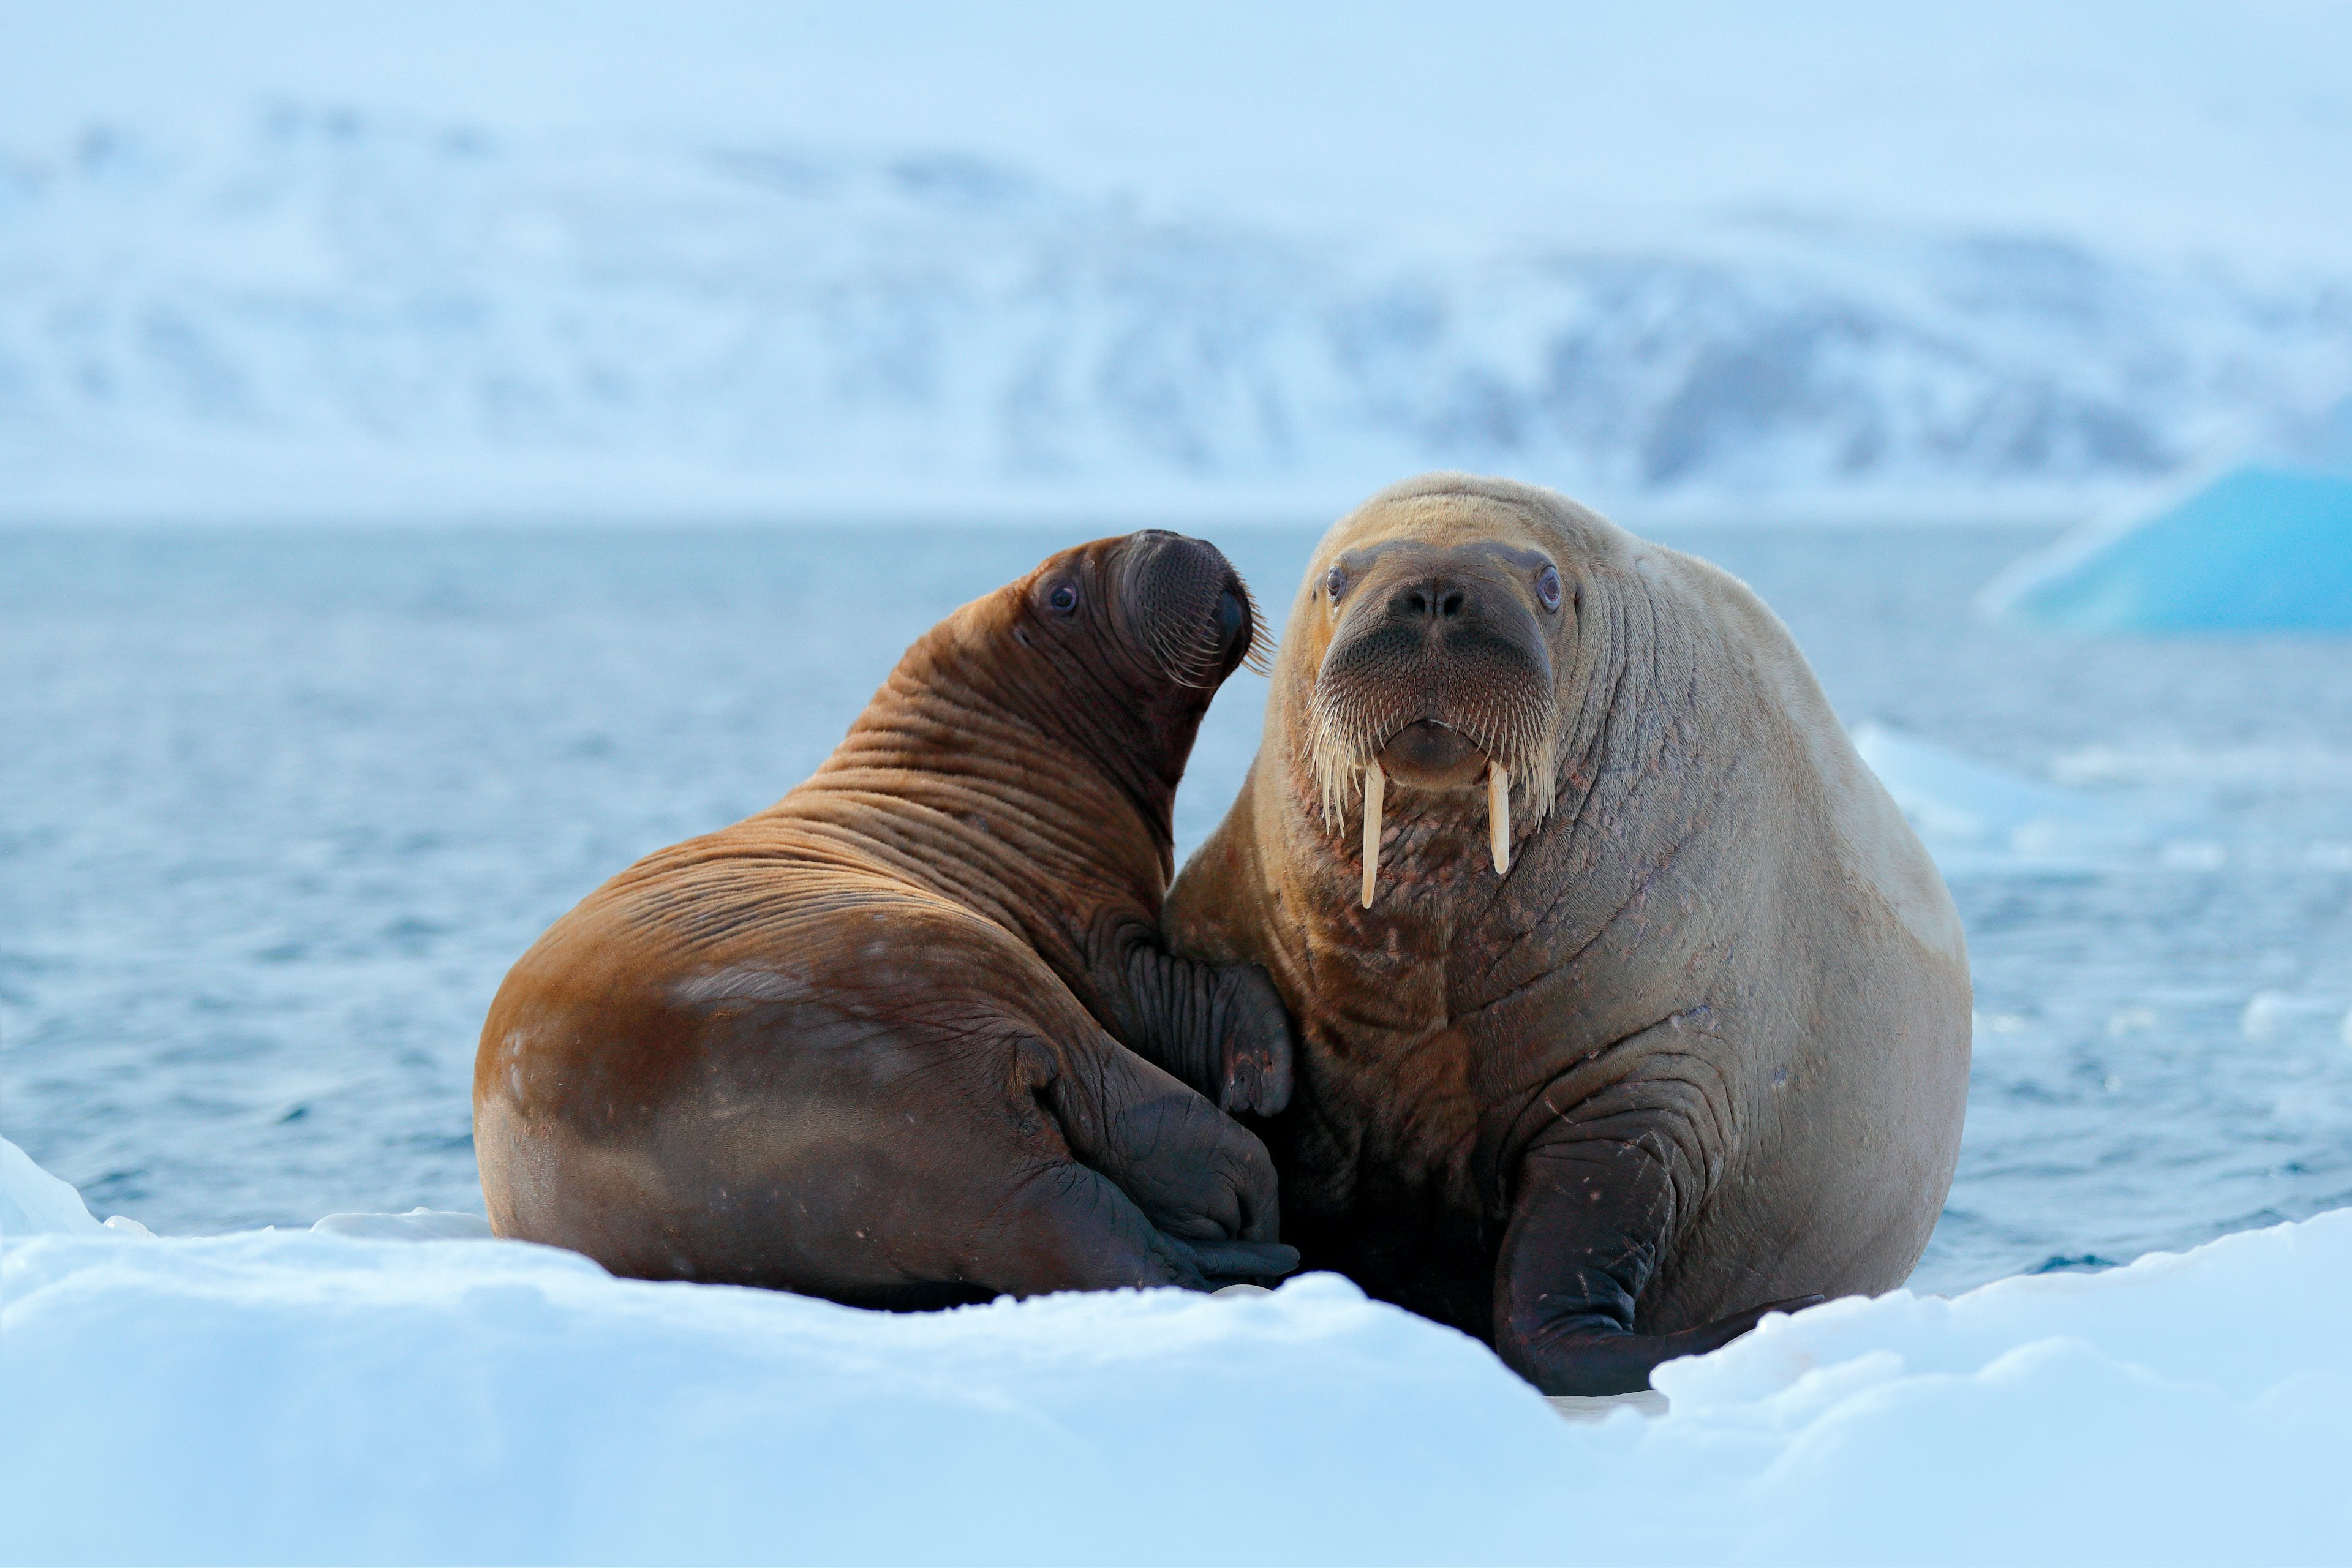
[1310,550,1556,810]
[1306,545,1563,899]
[1117,530,1270,688]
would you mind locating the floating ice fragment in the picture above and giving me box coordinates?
[1852,723,2144,869]
[2241,992,2347,1041]
[2271,1085,2347,1127]
[2056,742,2352,789]
[2158,840,2226,870]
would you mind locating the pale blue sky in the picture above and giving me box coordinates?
[6,1,2350,266]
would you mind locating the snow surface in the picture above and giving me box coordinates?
[1981,463,2352,632]
[7,1134,2352,1565]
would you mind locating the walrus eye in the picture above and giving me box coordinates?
[1048,582,1079,616]
[1537,565,1562,612]
[1325,566,1347,601]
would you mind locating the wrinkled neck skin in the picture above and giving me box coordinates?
[768,591,1213,1036]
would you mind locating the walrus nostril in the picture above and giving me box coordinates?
[1392,582,1471,620]
[1216,588,1246,657]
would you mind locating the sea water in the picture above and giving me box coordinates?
[4,522,2348,1293]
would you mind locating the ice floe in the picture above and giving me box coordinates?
[6,1133,2351,1565]
[1980,462,2352,632]
[1851,722,2149,873]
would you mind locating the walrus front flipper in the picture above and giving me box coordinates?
[1494,1135,1822,1396]
[1101,927,1295,1117]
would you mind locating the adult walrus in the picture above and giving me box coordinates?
[1164,474,1970,1394]
[475,530,1298,1305]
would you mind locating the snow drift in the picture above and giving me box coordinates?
[1981,462,2352,631]
[6,108,2352,522]
[6,1133,2350,1566]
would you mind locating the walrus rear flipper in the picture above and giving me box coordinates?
[983,1159,1298,1295]
[1494,1135,1822,1396]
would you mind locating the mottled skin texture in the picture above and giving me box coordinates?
[1166,475,1971,1393]
[476,532,1297,1305]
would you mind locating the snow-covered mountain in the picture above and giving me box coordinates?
[4,106,2350,521]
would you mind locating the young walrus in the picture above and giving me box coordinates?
[475,532,1298,1303]
[1165,475,1971,1393]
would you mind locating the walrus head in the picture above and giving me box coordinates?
[1292,478,1591,906]
[1011,528,1268,693]
[965,530,1270,825]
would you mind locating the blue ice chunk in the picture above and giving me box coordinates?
[1980,464,2352,632]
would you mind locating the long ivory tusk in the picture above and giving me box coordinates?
[1361,761,1385,908]
[1488,761,1511,876]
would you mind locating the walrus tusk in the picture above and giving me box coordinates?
[1488,761,1511,876]
[1361,761,1385,908]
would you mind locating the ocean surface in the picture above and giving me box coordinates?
[4,520,2349,1294]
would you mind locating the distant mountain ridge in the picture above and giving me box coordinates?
[4,105,2349,521]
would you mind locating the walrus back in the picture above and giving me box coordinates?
[475,836,1068,1297]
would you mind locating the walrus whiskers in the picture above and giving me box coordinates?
[1308,687,1558,845]
[1361,761,1385,907]
[1488,761,1510,876]
[1238,589,1275,677]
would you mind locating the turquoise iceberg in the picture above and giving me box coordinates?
[1981,464,2352,632]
